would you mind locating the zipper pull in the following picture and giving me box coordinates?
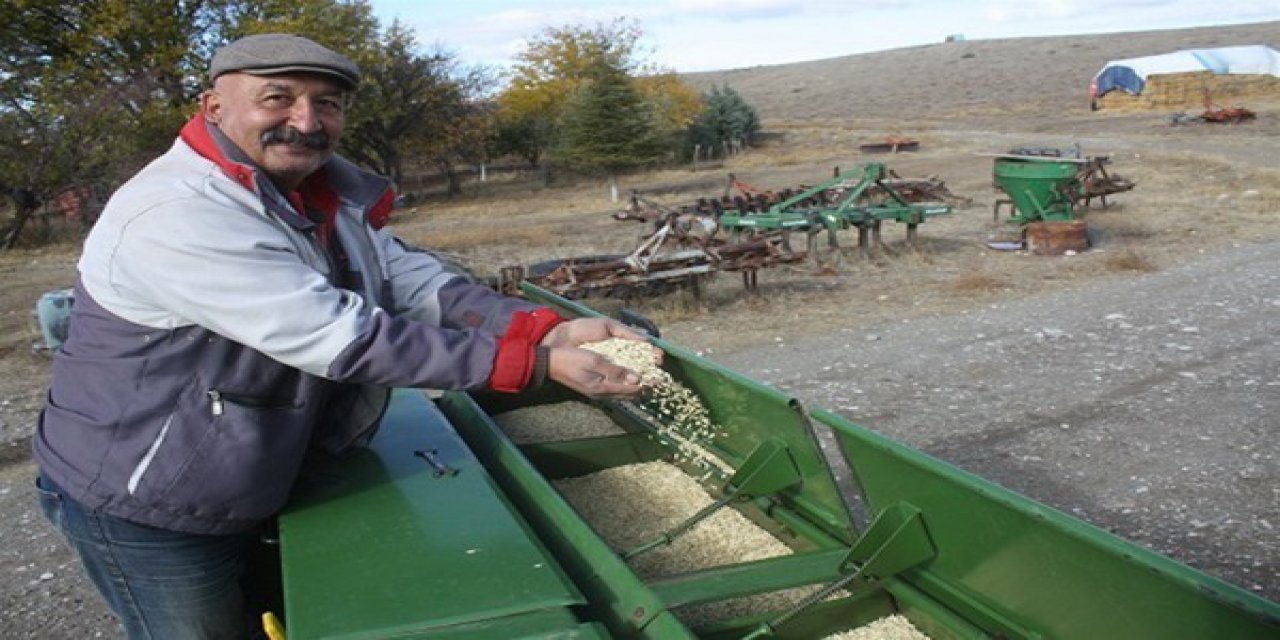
[208,390,224,417]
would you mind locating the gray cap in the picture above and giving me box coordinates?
[210,33,359,89]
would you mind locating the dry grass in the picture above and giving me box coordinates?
[384,129,1279,355]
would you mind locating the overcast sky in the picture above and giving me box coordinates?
[365,0,1278,73]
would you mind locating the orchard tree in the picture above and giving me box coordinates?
[0,0,494,246]
[0,0,217,247]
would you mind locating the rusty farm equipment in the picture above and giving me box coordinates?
[510,211,807,299]
[517,163,956,299]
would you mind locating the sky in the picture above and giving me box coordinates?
[366,0,1279,73]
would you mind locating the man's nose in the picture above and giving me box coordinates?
[289,99,323,133]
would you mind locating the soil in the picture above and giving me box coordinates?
[1,21,1277,638]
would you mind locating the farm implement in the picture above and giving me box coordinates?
[991,147,1135,224]
[712,163,952,263]
[517,163,955,298]
[989,147,1135,254]
[275,283,1280,639]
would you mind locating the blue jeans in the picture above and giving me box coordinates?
[35,473,253,639]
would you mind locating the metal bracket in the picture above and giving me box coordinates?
[741,502,936,639]
[621,439,801,560]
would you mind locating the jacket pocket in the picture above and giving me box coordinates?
[129,383,312,520]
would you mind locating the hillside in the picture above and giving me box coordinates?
[685,21,1280,122]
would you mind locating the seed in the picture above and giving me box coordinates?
[492,401,624,444]
[822,614,931,639]
[553,460,814,626]
[580,338,730,474]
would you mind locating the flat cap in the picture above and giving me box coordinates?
[210,33,359,89]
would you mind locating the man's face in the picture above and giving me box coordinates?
[200,73,347,190]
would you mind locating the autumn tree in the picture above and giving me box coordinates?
[495,18,700,173]
[0,0,491,246]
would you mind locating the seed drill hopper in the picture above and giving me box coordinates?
[276,285,1278,639]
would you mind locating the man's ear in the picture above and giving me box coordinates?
[199,89,222,123]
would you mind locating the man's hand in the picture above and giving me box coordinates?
[540,318,658,399]
[540,317,649,349]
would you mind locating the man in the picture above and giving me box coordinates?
[33,34,651,639]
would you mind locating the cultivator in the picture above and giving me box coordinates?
[524,164,955,298]
[712,163,952,263]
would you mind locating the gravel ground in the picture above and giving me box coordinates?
[715,238,1280,601]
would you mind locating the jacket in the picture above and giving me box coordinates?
[33,116,561,534]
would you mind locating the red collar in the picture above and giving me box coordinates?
[179,115,392,230]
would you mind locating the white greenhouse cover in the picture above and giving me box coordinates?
[1091,45,1280,96]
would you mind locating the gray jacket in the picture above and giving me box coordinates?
[34,116,549,534]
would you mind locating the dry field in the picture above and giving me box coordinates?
[0,20,1277,637]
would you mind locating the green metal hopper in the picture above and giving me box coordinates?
[991,155,1084,223]
[277,284,1279,639]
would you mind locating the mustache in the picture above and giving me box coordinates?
[260,126,331,150]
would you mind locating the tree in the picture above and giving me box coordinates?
[0,0,494,246]
[495,18,697,173]
[552,62,669,200]
[336,22,490,194]
[0,0,217,248]
[685,84,761,160]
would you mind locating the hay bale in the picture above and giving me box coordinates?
[1097,71,1280,111]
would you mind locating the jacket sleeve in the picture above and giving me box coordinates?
[379,231,542,335]
[375,231,566,389]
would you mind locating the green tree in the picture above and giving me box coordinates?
[685,84,760,161]
[552,62,669,199]
[0,0,494,245]
[0,0,216,247]
[495,18,696,174]
[338,22,491,194]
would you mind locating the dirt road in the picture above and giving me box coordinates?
[712,238,1279,600]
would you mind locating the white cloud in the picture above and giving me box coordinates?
[667,0,805,20]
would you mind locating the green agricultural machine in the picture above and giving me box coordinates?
[276,285,1278,639]
[717,163,952,261]
[990,155,1086,224]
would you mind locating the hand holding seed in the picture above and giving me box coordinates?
[541,319,659,398]
[545,346,647,399]
[540,318,657,359]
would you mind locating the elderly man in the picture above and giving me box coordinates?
[33,34,649,639]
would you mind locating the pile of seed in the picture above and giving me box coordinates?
[492,401,624,444]
[580,338,730,475]
[553,460,820,627]
[822,614,930,640]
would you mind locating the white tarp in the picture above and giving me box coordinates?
[1091,45,1280,97]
